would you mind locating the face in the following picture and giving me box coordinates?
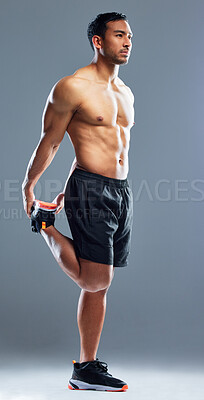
[98,20,133,65]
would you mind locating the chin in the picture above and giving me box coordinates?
[117,55,130,65]
[116,59,129,65]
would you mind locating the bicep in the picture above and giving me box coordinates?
[40,78,81,147]
[41,100,73,147]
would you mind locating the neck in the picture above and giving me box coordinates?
[90,52,119,84]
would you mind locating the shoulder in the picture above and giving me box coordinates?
[50,73,89,101]
[116,77,134,103]
[49,72,91,111]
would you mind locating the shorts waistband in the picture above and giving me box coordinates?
[71,168,129,188]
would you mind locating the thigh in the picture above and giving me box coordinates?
[79,257,114,291]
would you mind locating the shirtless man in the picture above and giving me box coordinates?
[22,12,134,392]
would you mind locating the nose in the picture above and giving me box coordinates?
[123,36,132,48]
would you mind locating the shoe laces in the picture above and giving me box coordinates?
[94,358,111,375]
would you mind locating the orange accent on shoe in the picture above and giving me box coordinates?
[68,386,87,391]
[42,221,46,229]
[72,360,76,364]
[107,384,128,392]
[68,384,75,390]
[35,200,57,210]
[68,384,86,391]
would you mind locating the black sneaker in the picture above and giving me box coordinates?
[68,358,128,391]
[30,200,57,233]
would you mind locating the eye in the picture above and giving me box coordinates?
[116,34,122,37]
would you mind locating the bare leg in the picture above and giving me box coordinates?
[77,288,108,363]
[41,226,114,292]
[41,225,81,284]
[41,225,114,363]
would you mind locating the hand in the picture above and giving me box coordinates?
[22,184,35,218]
[53,192,65,214]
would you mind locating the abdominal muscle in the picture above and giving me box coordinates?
[67,126,129,180]
[75,148,128,179]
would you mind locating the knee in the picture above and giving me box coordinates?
[79,270,114,293]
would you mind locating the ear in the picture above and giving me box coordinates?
[92,35,103,49]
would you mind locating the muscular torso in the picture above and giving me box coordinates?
[66,66,134,179]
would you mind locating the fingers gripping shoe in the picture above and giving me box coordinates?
[68,358,128,391]
[30,200,57,233]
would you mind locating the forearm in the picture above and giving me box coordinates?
[22,136,59,192]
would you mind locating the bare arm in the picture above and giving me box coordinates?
[22,77,81,217]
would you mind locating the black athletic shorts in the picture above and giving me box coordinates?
[64,168,133,268]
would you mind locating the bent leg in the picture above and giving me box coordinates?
[41,225,81,284]
[41,226,114,292]
[41,227,115,363]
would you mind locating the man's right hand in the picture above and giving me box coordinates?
[53,192,65,214]
[22,184,35,218]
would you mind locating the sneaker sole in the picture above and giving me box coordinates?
[68,379,128,391]
[34,200,57,211]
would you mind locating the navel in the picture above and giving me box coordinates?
[97,116,104,122]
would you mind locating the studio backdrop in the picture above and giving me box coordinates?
[0,0,204,368]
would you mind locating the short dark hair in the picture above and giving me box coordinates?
[87,12,128,51]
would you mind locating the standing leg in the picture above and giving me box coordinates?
[77,261,115,363]
[41,226,115,363]
[77,288,107,363]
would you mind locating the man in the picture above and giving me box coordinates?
[22,12,134,392]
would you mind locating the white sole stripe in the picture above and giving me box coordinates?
[69,379,125,391]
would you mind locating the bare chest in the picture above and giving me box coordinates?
[73,85,134,128]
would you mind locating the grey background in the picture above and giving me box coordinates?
[0,0,204,373]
